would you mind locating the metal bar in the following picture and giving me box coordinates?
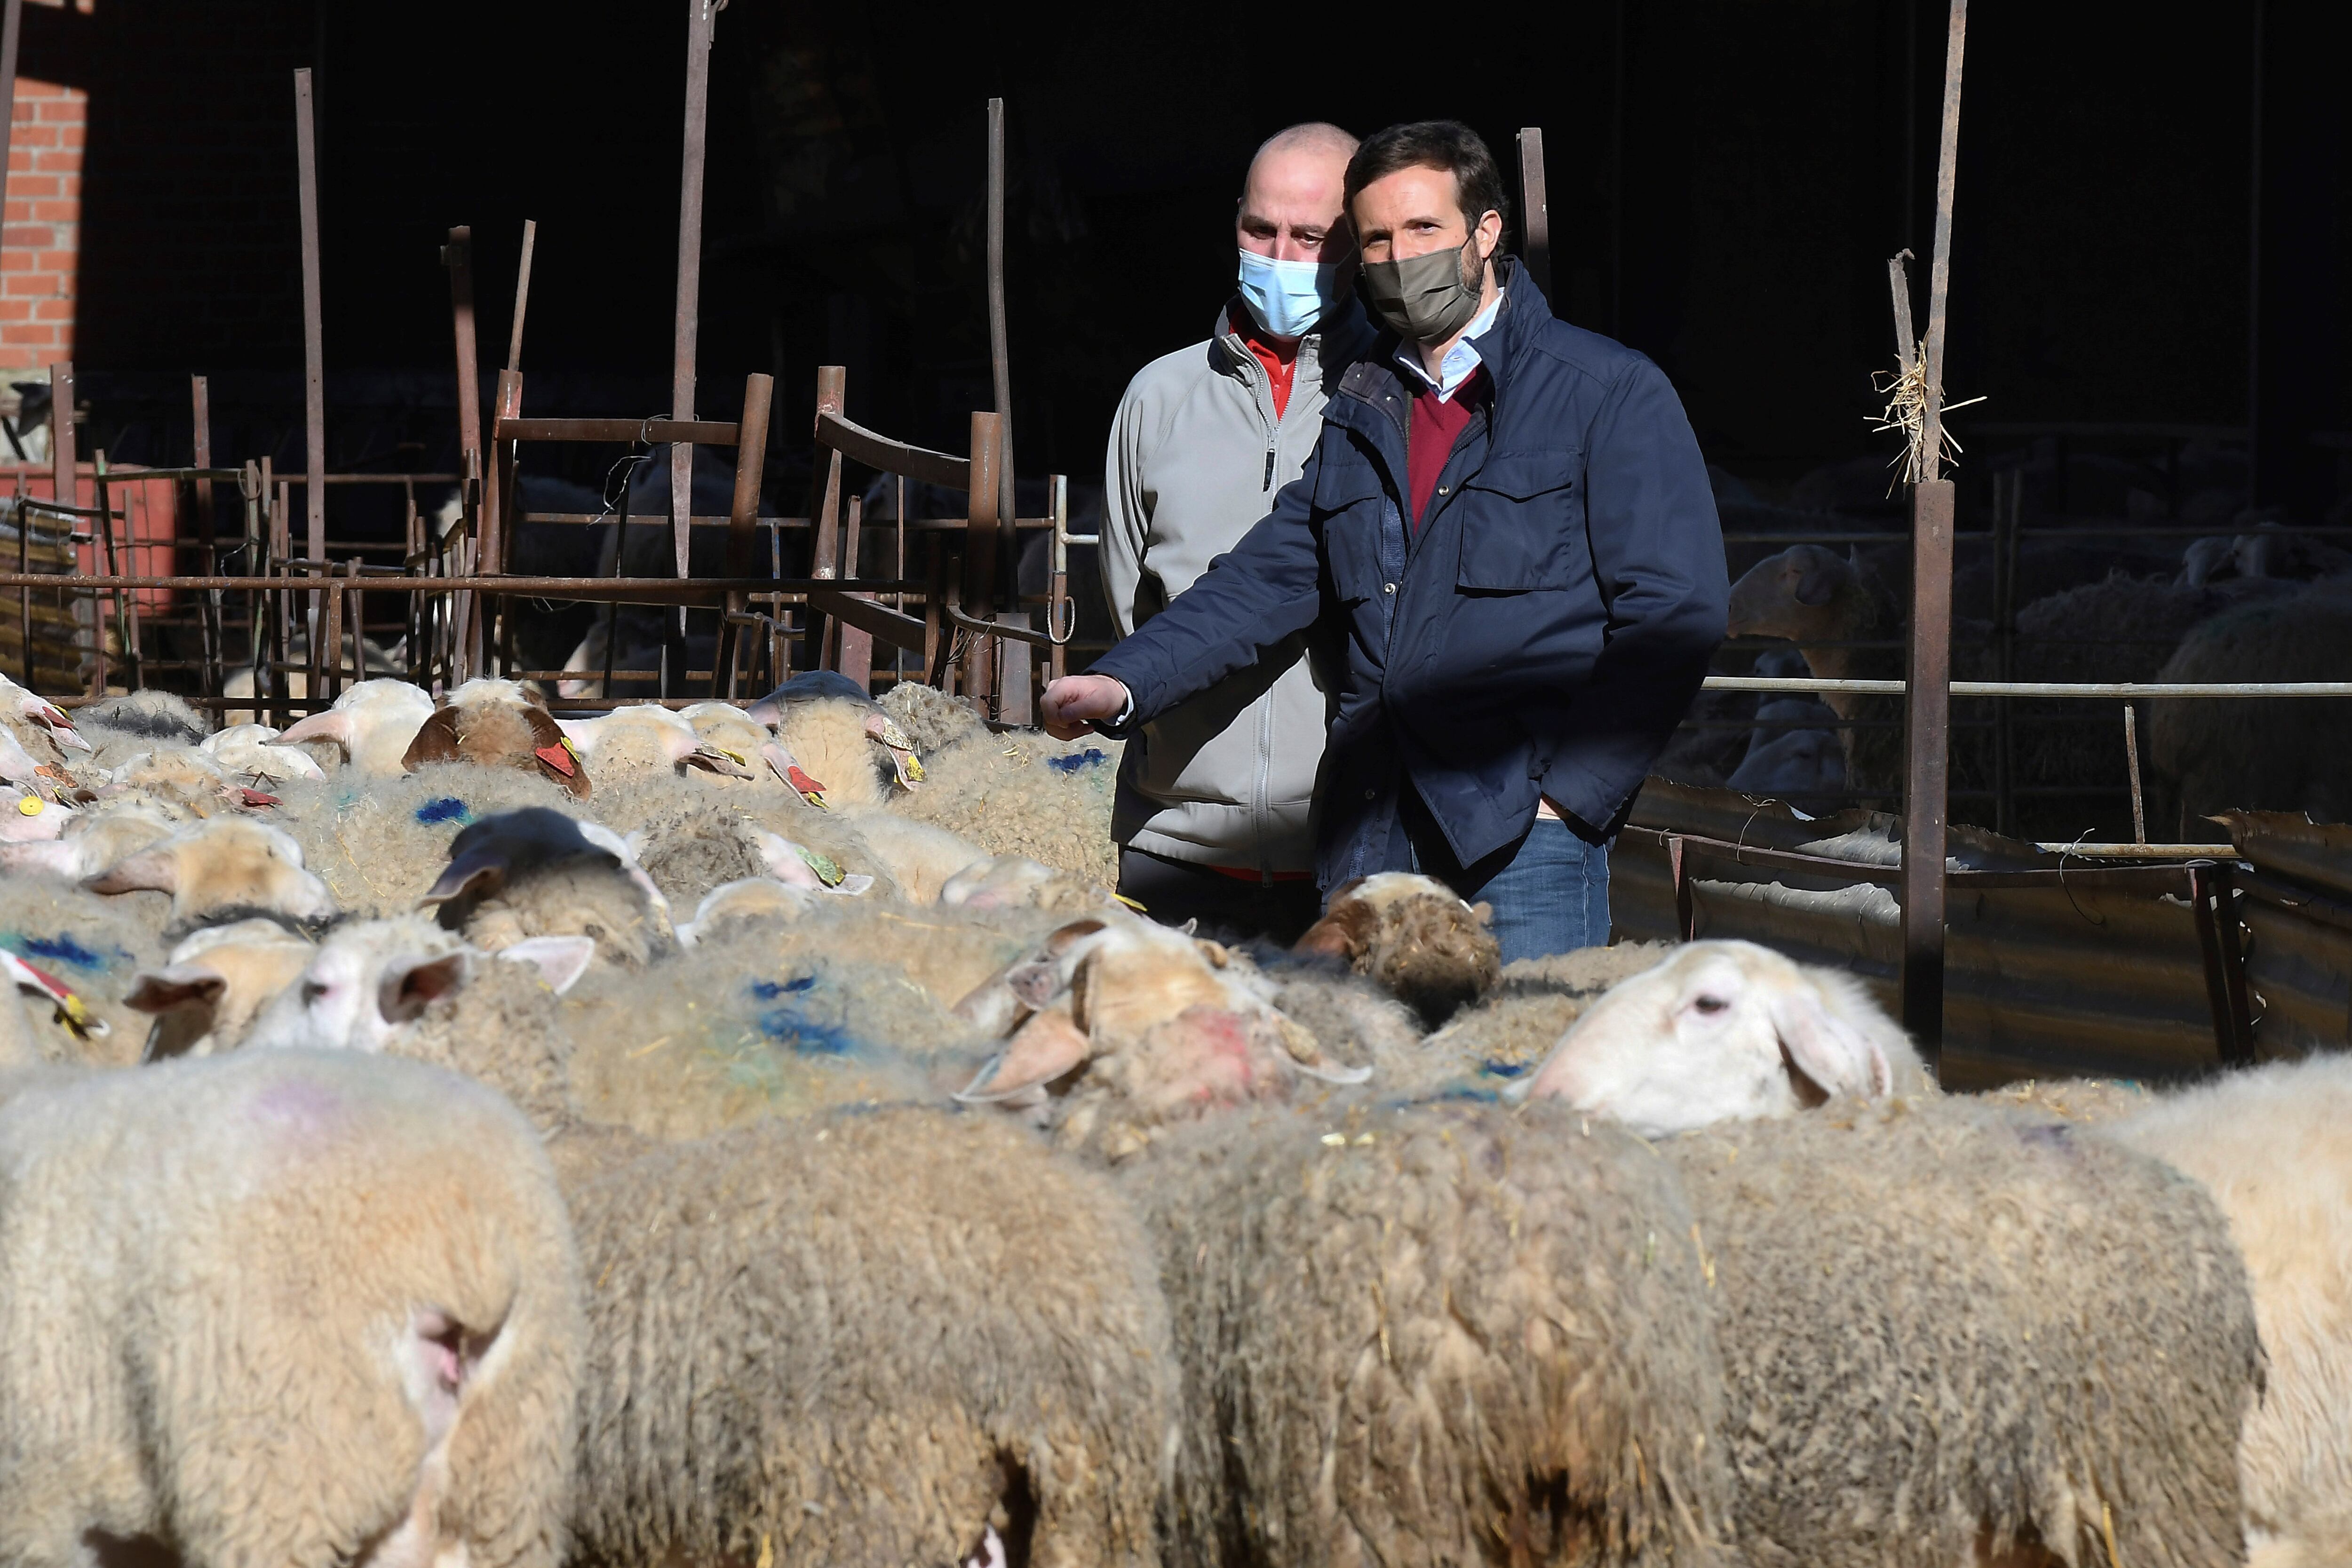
[1668,835,1696,940]
[963,412,1003,707]
[444,224,481,686]
[669,0,717,589]
[806,585,928,655]
[1992,467,2018,834]
[2123,702,2148,844]
[506,218,537,372]
[1516,127,1551,300]
[837,494,872,691]
[0,0,23,266]
[191,375,222,701]
[49,360,87,694]
[1901,478,1955,1057]
[0,573,870,599]
[294,69,326,591]
[1701,676,2352,698]
[811,410,970,491]
[2190,864,2255,1066]
[985,98,1016,576]
[719,371,773,698]
[320,564,343,704]
[495,417,740,446]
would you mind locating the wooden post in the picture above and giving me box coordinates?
[293,69,326,656]
[1899,0,1968,1064]
[1516,127,1551,301]
[669,0,717,591]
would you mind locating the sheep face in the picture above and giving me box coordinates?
[243,926,474,1054]
[127,919,318,1060]
[1518,940,1908,1137]
[1725,544,1858,641]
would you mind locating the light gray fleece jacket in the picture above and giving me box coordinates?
[1100,299,1375,875]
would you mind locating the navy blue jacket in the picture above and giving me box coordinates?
[1091,262,1727,893]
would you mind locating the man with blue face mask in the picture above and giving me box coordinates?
[1051,121,1726,965]
[1094,121,1372,941]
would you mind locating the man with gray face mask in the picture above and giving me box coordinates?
[1092,121,1373,942]
[1047,120,1726,964]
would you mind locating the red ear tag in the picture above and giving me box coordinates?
[534,743,577,778]
[17,961,69,1003]
[239,788,281,808]
[786,765,827,795]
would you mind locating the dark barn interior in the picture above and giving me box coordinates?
[14,0,2352,841]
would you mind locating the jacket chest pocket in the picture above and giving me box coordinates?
[1455,450,1585,591]
[1314,461,1391,604]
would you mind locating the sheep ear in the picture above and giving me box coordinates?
[123,963,228,1015]
[1766,983,1892,1103]
[402,707,463,770]
[1294,899,1375,961]
[420,844,509,907]
[495,934,595,994]
[377,951,472,1026]
[84,845,180,896]
[745,694,782,727]
[954,1007,1092,1103]
[275,710,355,751]
[1007,960,1064,1011]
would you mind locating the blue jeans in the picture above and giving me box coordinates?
[1412,817,1612,966]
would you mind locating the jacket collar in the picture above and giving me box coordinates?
[1213,294,1376,387]
[1333,255,1548,437]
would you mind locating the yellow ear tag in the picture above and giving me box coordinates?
[718,747,748,765]
[1112,892,1146,912]
[16,796,41,816]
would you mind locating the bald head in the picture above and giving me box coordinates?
[1238,122,1358,290]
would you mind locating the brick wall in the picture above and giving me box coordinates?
[2,77,85,365]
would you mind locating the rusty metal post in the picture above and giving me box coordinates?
[506,218,537,372]
[1899,0,1967,1063]
[962,411,1003,706]
[804,366,846,670]
[837,494,872,692]
[1516,127,1551,301]
[720,371,773,697]
[191,375,222,700]
[294,69,326,653]
[985,99,1017,595]
[444,228,480,682]
[47,358,83,692]
[0,0,23,255]
[669,0,717,593]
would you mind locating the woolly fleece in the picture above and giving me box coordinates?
[1665,1095,2260,1568]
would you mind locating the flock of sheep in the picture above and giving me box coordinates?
[0,665,2347,1568]
[1714,534,2352,834]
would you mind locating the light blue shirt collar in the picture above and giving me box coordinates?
[1394,288,1504,402]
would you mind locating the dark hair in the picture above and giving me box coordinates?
[1343,120,1511,234]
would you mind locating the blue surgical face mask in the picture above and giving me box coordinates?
[1236,248,1338,339]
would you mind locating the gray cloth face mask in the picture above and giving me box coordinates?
[1359,236,1486,344]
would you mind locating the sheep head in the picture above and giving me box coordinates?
[82,817,338,926]
[1295,871,1500,1026]
[1514,939,1924,1136]
[1726,544,1864,642]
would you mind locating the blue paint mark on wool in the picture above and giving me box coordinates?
[1480,1059,1529,1079]
[415,796,472,826]
[755,1007,856,1056]
[1048,747,1108,774]
[17,934,105,970]
[747,975,818,1001]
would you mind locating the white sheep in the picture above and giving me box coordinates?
[81,815,338,927]
[125,916,318,1059]
[404,678,590,798]
[555,703,753,781]
[274,677,437,777]
[200,721,329,784]
[0,1048,585,1568]
[2107,1052,2352,1566]
[242,914,593,1056]
[1513,938,1929,1135]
